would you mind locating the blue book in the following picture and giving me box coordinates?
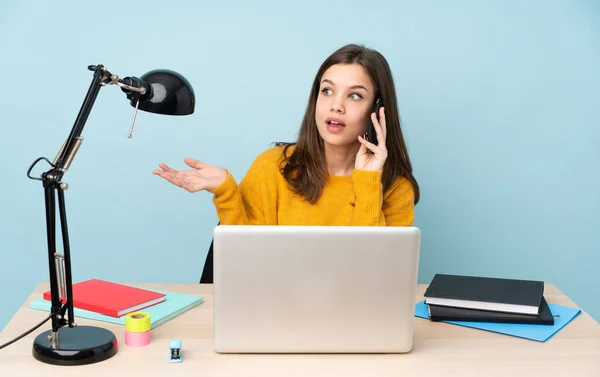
[414,300,581,342]
[29,288,203,329]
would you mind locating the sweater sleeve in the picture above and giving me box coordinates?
[351,170,415,226]
[208,149,280,225]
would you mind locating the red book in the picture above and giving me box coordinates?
[43,279,166,318]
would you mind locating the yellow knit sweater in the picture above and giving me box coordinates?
[209,145,415,226]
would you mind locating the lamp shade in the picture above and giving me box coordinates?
[133,69,195,115]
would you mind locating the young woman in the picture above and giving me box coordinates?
[153,44,420,226]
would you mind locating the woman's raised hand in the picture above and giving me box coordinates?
[153,158,228,193]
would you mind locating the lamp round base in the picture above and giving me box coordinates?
[32,325,118,366]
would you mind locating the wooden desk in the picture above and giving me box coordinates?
[1,283,598,377]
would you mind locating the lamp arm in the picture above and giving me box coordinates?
[48,65,108,182]
[47,65,148,182]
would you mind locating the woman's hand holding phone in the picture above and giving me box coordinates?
[355,104,387,172]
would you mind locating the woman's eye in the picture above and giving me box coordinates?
[349,93,363,100]
[321,88,333,95]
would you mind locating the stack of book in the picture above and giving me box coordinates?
[43,279,168,317]
[32,278,205,329]
[423,273,554,325]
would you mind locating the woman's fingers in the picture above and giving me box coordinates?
[154,163,185,187]
[153,170,181,186]
[358,134,380,154]
[378,107,387,140]
[372,109,386,148]
[153,169,172,180]
[356,136,370,155]
[158,163,176,173]
[184,158,207,169]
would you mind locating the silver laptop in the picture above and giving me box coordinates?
[212,225,421,353]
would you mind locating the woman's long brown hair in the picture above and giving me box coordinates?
[277,44,420,206]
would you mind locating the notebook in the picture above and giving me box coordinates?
[424,274,544,315]
[42,279,167,317]
[415,300,581,342]
[427,297,554,325]
[31,288,203,329]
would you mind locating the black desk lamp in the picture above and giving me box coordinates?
[25,64,195,366]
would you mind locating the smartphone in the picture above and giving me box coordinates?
[364,97,383,147]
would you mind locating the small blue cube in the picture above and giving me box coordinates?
[169,340,182,363]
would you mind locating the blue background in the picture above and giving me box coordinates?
[1,0,598,332]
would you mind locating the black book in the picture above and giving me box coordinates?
[424,274,544,315]
[427,297,554,325]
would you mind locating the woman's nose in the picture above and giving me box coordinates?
[330,98,345,113]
